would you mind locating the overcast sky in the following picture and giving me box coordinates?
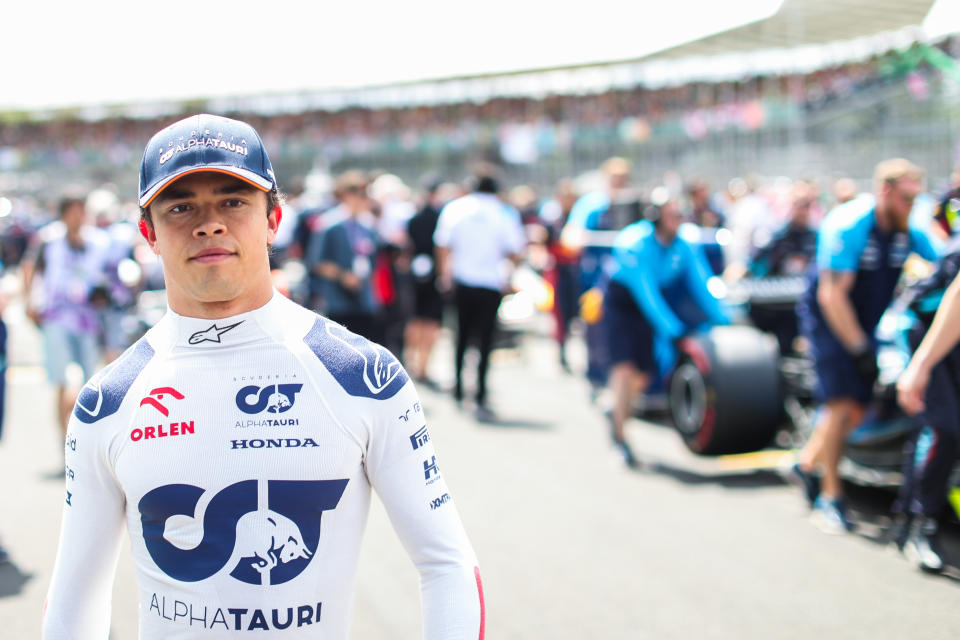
[3,0,957,110]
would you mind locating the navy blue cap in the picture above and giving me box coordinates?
[139,114,276,208]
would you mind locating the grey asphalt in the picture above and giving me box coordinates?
[1,307,959,639]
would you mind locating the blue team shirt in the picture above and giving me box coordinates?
[567,191,611,230]
[565,191,613,291]
[611,220,729,340]
[799,195,941,354]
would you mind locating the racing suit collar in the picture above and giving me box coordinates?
[164,289,287,348]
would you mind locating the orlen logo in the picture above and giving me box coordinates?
[236,384,303,415]
[140,387,185,417]
[131,421,195,442]
[138,479,347,586]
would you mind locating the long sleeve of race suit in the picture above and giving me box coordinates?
[44,410,126,638]
[42,292,482,640]
[363,379,483,639]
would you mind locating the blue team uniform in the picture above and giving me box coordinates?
[605,220,729,376]
[566,190,644,385]
[797,196,940,402]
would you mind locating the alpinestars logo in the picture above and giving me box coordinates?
[189,321,243,345]
[236,384,303,414]
[140,387,185,417]
[139,479,348,586]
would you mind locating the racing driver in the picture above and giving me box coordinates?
[42,114,484,639]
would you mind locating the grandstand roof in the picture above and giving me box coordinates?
[11,0,948,119]
[195,0,945,115]
[651,0,935,58]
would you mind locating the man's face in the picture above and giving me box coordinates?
[144,172,277,315]
[341,188,369,214]
[883,176,922,232]
[657,200,684,241]
[61,202,87,235]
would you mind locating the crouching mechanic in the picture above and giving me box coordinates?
[43,114,484,639]
[893,231,960,572]
[604,189,729,467]
[792,158,939,534]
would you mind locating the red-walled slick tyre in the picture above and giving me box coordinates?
[669,326,783,455]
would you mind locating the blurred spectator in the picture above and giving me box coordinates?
[540,178,581,371]
[370,173,416,358]
[723,176,775,278]
[832,177,860,206]
[745,181,818,354]
[748,182,818,278]
[22,195,110,448]
[307,170,381,341]
[404,176,448,385]
[435,165,526,421]
[686,178,725,228]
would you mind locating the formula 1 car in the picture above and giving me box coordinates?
[665,273,919,480]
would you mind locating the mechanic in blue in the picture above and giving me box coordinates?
[792,159,940,534]
[604,188,729,467]
[561,157,644,395]
[43,114,484,639]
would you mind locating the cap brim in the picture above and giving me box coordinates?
[139,166,274,208]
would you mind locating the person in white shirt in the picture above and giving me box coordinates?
[434,167,526,421]
[43,114,484,639]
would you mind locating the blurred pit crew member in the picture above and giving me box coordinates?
[893,230,960,572]
[43,114,483,639]
[792,159,940,534]
[561,157,644,396]
[604,188,729,468]
[744,182,818,354]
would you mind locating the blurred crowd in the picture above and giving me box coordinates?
[1,41,951,178]
[0,157,936,409]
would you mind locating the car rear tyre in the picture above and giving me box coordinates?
[669,325,783,455]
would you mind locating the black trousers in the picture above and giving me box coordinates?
[895,324,960,520]
[453,283,502,405]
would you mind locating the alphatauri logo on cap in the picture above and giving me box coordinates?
[158,133,250,166]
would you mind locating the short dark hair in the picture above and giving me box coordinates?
[469,162,501,194]
[139,188,282,228]
[59,196,85,218]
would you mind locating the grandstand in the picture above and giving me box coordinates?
[0,0,958,204]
